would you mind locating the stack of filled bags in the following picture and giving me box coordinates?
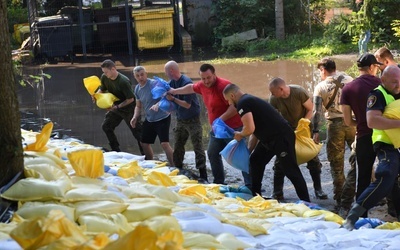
[0,122,399,250]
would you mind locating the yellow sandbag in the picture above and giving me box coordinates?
[78,212,133,235]
[24,163,69,181]
[281,203,311,217]
[83,75,101,95]
[122,199,172,222]
[146,171,176,187]
[295,118,323,164]
[16,201,76,222]
[1,177,72,201]
[376,221,400,230]
[24,151,67,170]
[62,188,124,203]
[140,215,181,236]
[68,149,104,178]
[24,122,53,152]
[182,232,224,249]
[227,219,268,236]
[178,184,211,204]
[103,225,157,250]
[216,233,252,250]
[139,183,192,203]
[42,233,110,250]
[383,99,400,148]
[103,224,184,250]
[117,161,142,178]
[73,201,129,217]
[94,93,119,109]
[319,210,344,225]
[10,210,88,250]
[239,195,278,210]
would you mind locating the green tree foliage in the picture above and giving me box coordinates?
[211,0,326,50]
[326,0,400,45]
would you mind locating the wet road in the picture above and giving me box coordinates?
[17,53,356,154]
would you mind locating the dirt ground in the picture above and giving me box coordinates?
[156,143,398,223]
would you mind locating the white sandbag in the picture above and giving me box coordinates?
[173,210,225,236]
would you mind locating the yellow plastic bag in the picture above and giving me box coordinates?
[94,93,119,109]
[146,171,176,187]
[103,225,184,250]
[24,122,53,152]
[383,99,400,148]
[10,210,88,250]
[83,75,101,95]
[117,161,142,178]
[295,118,322,164]
[67,149,104,178]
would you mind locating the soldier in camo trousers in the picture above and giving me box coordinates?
[312,58,357,217]
[164,61,208,183]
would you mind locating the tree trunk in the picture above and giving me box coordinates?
[275,0,285,40]
[0,0,24,188]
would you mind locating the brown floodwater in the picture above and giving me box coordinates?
[18,54,356,155]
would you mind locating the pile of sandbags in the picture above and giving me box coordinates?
[0,122,399,249]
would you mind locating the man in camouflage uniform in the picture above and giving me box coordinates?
[164,61,208,183]
[312,58,356,216]
[269,77,327,200]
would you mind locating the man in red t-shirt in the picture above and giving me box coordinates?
[169,64,251,187]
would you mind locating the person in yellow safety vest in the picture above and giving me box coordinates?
[343,65,400,230]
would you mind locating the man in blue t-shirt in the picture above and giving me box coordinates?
[130,66,174,167]
[164,61,208,182]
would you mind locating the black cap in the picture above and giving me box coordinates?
[357,53,383,67]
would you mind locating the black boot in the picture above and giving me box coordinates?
[198,168,209,184]
[343,204,367,230]
[310,169,328,199]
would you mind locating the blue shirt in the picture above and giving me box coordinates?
[134,79,170,122]
[169,74,200,120]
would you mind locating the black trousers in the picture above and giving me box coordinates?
[250,131,310,202]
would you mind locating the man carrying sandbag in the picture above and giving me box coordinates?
[223,83,310,202]
[94,59,143,154]
[344,65,400,230]
[269,77,327,200]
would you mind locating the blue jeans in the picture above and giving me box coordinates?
[356,144,400,215]
[207,130,252,188]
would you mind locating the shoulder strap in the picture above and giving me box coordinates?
[324,75,345,110]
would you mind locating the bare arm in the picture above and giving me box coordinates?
[367,110,400,130]
[311,96,323,143]
[248,134,259,153]
[166,94,191,109]
[234,112,255,141]
[302,98,313,120]
[168,84,195,95]
[117,97,134,108]
[341,104,357,127]
[130,99,142,128]
[220,104,239,122]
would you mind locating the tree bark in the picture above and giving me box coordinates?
[0,0,24,188]
[275,0,285,40]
